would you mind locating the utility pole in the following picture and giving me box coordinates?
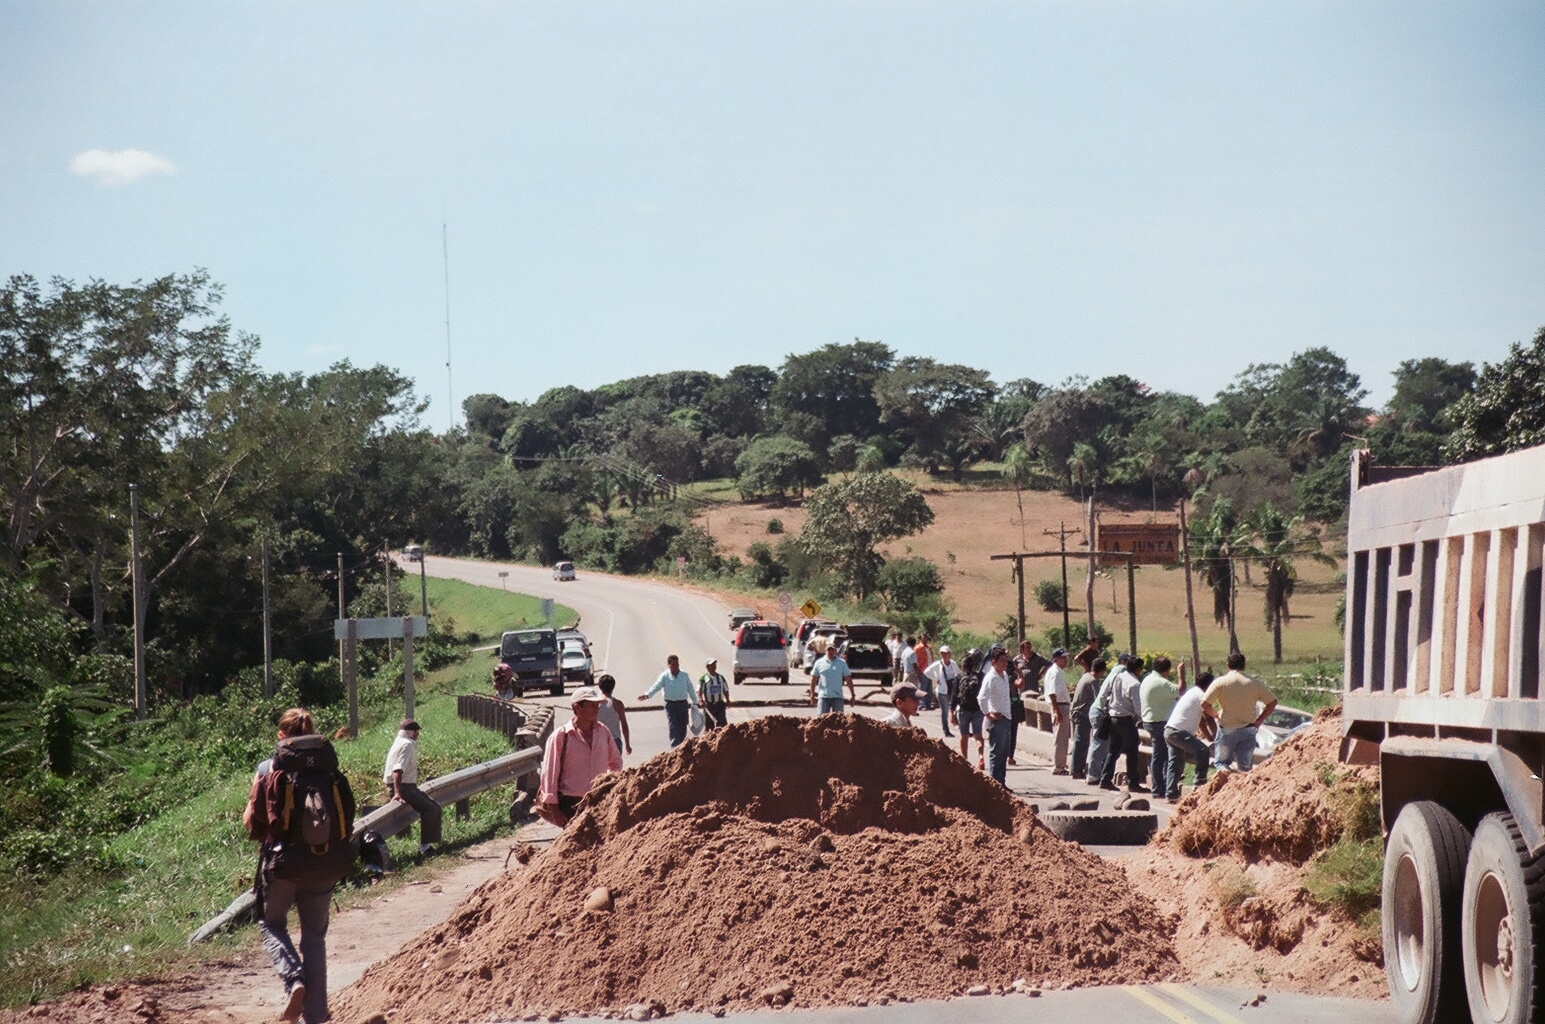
[1085,497,1097,637]
[1041,523,1081,649]
[261,534,273,699]
[130,484,146,721]
[384,547,393,660]
[337,553,346,693]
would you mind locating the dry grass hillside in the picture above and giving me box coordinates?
[692,472,1345,675]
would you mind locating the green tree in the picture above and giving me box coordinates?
[799,473,934,599]
[461,393,515,446]
[874,556,943,612]
[873,357,996,479]
[1216,348,1369,469]
[1247,503,1334,663]
[1001,442,1034,547]
[770,340,895,451]
[1191,496,1243,653]
[1444,327,1545,461]
[1385,357,1476,435]
[734,436,823,502]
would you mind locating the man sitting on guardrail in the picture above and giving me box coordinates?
[384,719,443,855]
[538,686,623,827]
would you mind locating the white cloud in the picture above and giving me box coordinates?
[69,148,176,186]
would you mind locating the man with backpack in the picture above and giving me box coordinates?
[243,708,357,1024]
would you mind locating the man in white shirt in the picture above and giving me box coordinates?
[383,719,443,853]
[976,645,1014,785]
[1164,672,1218,801]
[923,645,961,737]
[1042,648,1072,775]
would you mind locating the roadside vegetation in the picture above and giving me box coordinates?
[0,579,561,1009]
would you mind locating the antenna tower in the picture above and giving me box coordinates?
[442,222,453,430]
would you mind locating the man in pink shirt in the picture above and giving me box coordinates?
[537,686,623,827]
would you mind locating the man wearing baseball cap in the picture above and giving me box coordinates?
[882,683,921,729]
[537,685,622,827]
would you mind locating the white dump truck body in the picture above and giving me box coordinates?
[1342,443,1545,1024]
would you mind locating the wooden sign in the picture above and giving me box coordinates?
[1098,523,1181,566]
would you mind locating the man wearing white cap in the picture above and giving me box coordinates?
[537,685,623,827]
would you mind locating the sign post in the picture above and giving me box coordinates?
[335,615,428,723]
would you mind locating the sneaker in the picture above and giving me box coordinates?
[1070,773,1085,781]
[1098,782,1118,791]
[1128,784,1149,794]
[281,980,307,1023]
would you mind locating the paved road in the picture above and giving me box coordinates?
[411,555,1396,1024]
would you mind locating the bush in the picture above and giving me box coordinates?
[1034,578,1066,612]
[875,556,943,612]
[735,436,823,502]
[1040,620,1114,659]
[766,518,783,534]
[745,542,786,589]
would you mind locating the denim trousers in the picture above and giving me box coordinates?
[1071,709,1092,777]
[260,867,334,1023]
[1165,727,1211,798]
[985,716,1013,785]
[665,700,689,747]
[1142,720,1169,797]
[817,696,845,714]
[1214,724,1258,770]
[1086,706,1110,782]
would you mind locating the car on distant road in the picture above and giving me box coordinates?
[499,627,563,696]
[403,544,423,562]
[555,628,594,686]
[728,608,760,632]
[732,620,789,685]
[553,560,576,581]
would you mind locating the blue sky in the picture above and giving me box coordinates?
[3,2,1542,428]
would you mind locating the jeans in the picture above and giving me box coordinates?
[956,707,983,737]
[918,676,937,711]
[1142,720,1169,797]
[260,866,334,1023]
[939,691,954,734]
[1086,706,1110,783]
[665,700,690,747]
[817,696,845,714]
[1099,716,1143,789]
[985,715,1013,785]
[704,701,728,729]
[393,782,442,846]
[1071,708,1091,777]
[1215,724,1258,770]
[1165,727,1211,799]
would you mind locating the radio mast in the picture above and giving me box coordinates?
[442,221,454,431]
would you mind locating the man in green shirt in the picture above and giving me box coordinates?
[1139,657,1184,799]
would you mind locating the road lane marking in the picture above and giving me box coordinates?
[1157,984,1246,1024]
[1123,986,1200,1023]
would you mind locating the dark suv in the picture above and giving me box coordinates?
[499,628,563,696]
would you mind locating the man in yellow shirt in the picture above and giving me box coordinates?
[1203,652,1276,772]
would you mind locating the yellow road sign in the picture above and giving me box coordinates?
[799,597,822,619]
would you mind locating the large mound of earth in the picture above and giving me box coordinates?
[1156,706,1379,864]
[338,715,1181,1023]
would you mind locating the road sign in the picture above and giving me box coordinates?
[778,591,793,611]
[1098,522,1182,566]
[799,597,822,620]
[334,616,427,641]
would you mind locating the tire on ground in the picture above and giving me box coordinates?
[1383,800,1471,1024]
[1462,812,1545,1024]
[1038,810,1157,846]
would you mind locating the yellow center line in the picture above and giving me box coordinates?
[1123,985,1200,1023]
[1158,984,1248,1024]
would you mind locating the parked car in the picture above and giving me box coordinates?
[555,628,594,686]
[728,608,760,632]
[403,544,423,562]
[791,618,839,667]
[553,560,576,581]
[499,627,563,696]
[732,620,789,684]
[801,625,848,672]
[842,622,893,685]
[1255,705,1313,757]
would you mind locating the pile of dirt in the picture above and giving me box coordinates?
[1156,707,1379,864]
[1131,705,1387,1001]
[338,715,1181,1023]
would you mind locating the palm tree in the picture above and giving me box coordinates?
[1190,496,1242,654]
[1001,442,1033,547]
[1249,503,1335,663]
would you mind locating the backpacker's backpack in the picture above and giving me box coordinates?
[265,734,357,882]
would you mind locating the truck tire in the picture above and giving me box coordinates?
[778,671,789,685]
[1384,801,1471,1024]
[1462,812,1545,1024]
[549,682,564,697]
[1038,810,1157,846]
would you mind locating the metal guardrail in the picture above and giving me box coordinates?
[190,703,557,944]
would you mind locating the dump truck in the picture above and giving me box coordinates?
[1343,444,1545,1024]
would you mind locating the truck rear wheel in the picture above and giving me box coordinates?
[1463,812,1545,1024]
[1384,800,1472,1024]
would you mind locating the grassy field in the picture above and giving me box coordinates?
[0,581,561,1009]
[424,576,577,642]
[689,471,1348,710]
